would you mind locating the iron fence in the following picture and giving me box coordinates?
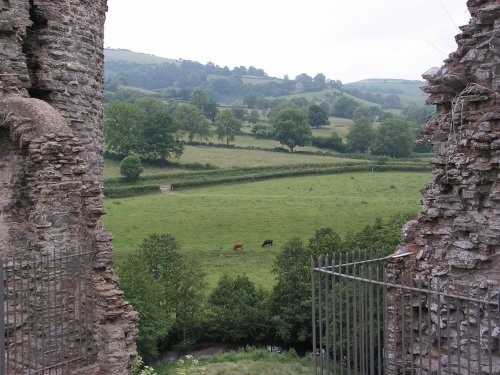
[311,251,499,375]
[0,250,97,375]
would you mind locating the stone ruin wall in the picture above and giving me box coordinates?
[1,1,138,374]
[388,0,499,373]
[1,0,499,373]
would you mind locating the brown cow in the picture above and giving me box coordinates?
[233,242,244,250]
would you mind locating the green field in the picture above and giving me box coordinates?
[176,145,361,168]
[311,116,354,138]
[104,171,430,289]
[104,146,363,179]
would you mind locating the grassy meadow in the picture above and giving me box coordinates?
[104,145,365,179]
[104,171,430,289]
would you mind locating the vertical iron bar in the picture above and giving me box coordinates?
[85,251,91,362]
[332,255,337,375]
[324,255,330,374]
[311,257,317,375]
[339,253,344,375]
[318,256,324,375]
[20,259,24,370]
[418,277,423,375]
[427,281,432,375]
[369,263,375,375]
[44,258,48,368]
[13,261,17,370]
[376,260,382,375]
[361,264,371,374]
[352,260,358,374]
[362,256,367,375]
[27,261,32,371]
[34,261,39,371]
[487,286,492,375]
[83,252,89,360]
[401,266,406,373]
[53,252,57,369]
[58,249,63,368]
[477,298,481,375]
[457,295,461,375]
[466,292,471,375]
[362,261,367,375]
[446,282,451,375]
[437,279,442,375]
[392,269,398,374]
[346,252,351,375]
[5,263,9,374]
[0,260,5,375]
[409,275,414,375]
[382,262,388,374]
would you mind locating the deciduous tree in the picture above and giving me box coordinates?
[308,104,329,128]
[118,252,172,358]
[273,108,312,152]
[135,98,183,161]
[207,274,269,341]
[135,234,207,349]
[215,109,242,146]
[331,97,361,119]
[372,118,414,157]
[104,101,144,156]
[346,116,374,153]
[269,235,327,344]
[174,103,210,142]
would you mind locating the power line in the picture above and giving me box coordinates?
[438,0,460,31]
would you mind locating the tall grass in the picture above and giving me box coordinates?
[155,347,313,375]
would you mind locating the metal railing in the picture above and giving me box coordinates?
[311,251,499,375]
[0,250,97,374]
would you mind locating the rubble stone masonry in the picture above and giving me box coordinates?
[388,0,499,373]
[1,1,138,374]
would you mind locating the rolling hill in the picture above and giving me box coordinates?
[103,48,429,110]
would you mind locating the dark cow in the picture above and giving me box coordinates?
[233,242,244,250]
[262,239,273,247]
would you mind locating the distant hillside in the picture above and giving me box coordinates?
[104,48,298,103]
[344,79,427,106]
[103,49,430,111]
[104,48,179,65]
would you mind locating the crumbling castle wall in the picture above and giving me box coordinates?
[1,1,138,374]
[388,0,499,373]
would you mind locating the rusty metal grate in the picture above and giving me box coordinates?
[311,251,499,375]
[1,250,97,375]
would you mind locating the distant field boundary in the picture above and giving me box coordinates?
[104,163,430,198]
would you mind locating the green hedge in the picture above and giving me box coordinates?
[104,163,430,198]
[104,184,160,198]
[171,164,430,190]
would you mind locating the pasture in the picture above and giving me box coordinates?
[312,116,354,138]
[175,145,362,168]
[104,146,364,179]
[104,171,430,290]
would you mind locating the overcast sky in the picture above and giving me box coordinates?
[104,0,470,83]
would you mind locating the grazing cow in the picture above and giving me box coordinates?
[233,242,244,250]
[262,239,273,247]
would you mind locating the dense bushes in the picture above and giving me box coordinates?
[120,155,143,181]
[118,214,414,359]
[311,132,346,152]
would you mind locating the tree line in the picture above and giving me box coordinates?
[104,88,432,180]
[118,213,413,359]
